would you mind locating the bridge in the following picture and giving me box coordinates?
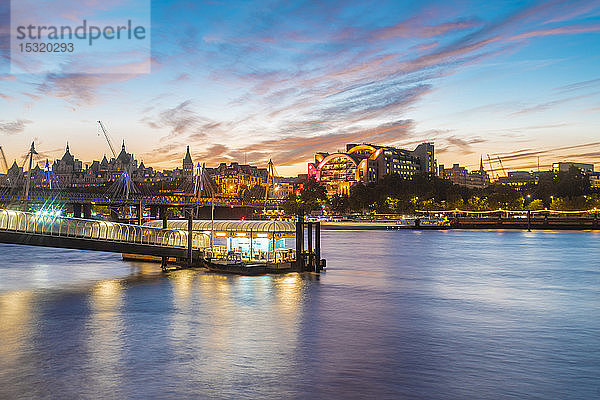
[0,188,284,207]
[0,188,286,220]
[0,208,208,261]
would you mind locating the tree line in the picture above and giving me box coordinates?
[283,167,600,215]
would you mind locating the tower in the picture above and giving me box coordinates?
[183,146,193,181]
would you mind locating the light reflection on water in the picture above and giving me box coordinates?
[0,230,598,399]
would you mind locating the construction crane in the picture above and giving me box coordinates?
[97,120,137,201]
[0,146,9,173]
[97,120,117,158]
[496,156,507,178]
[486,154,497,181]
[24,141,37,198]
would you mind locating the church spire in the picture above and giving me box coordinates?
[183,145,193,164]
[480,155,484,172]
[122,140,126,151]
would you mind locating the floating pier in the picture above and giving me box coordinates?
[0,208,325,275]
[143,215,325,274]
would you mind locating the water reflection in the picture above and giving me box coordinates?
[0,291,35,370]
[85,280,125,397]
[0,230,599,399]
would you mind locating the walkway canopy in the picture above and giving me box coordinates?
[144,219,296,236]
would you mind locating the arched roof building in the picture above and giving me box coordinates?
[309,142,435,195]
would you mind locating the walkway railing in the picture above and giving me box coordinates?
[0,209,208,249]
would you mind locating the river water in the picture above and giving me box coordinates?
[0,230,598,399]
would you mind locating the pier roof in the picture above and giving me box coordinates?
[145,219,296,233]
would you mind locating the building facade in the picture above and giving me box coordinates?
[552,162,594,174]
[308,143,435,195]
[207,162,268,198]
[0,143,194,190]
[438,158,490,189]
[497,171,539,187]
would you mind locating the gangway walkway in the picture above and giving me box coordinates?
[0,209,209,259]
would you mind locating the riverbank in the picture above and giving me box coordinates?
[319,216,600,230]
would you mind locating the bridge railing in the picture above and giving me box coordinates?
[0,189,285,206]
[0,209,208,249]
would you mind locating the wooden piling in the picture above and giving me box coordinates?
[307,222,313,271]
[315,222,321,272]
[296,214,304,271]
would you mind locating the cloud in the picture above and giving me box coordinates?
[229,119,416,166]
[142,100,227,139]
[372,18,482,41]
[444,136,486,154]
[555,77,600,93]
[510,91,600,116]
[507,23,600,41]
[37,73,141,105]
[0,119,32,135]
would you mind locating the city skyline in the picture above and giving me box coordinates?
[1,0,600,176]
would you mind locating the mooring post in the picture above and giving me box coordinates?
[187,210,193,264]
[527,210,531,232]
[296,214,304,271]
[307,222,313,271]
[315,222,321,272]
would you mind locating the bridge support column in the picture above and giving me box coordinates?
[110,207,119,221]
[135,202,142,225]
[150,205,158,219]
[83,204,92,219]
[73,203,82,218]
[160,206,167,228]
[187,211,193,264]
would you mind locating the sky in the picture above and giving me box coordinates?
[0,0,599,177]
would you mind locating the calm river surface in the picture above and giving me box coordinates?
[0,230,599,399]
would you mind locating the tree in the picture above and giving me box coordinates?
[328,194,349,214]
[281,177,327,214]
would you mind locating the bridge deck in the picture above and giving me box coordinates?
[0,209,208,258]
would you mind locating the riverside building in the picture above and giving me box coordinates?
[308,142,436,195]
